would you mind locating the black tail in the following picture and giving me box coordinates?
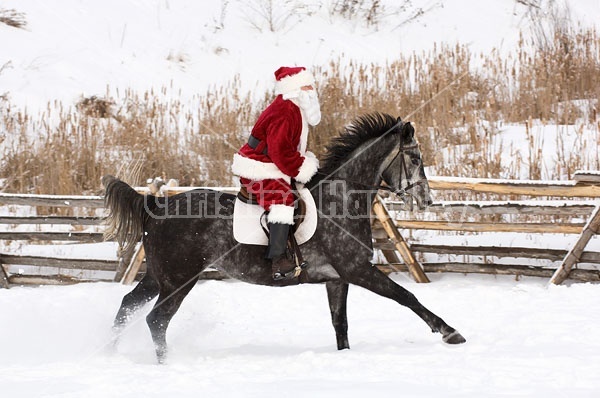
[102,175,147,254]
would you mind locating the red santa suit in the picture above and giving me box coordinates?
[231,66,320,225]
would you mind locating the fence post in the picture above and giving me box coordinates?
[121,244,146,285]
[374,237,402,268]
[113,244,136,282]
[549,203,600,285]
[372,195,430,283]
[0,263,10,289]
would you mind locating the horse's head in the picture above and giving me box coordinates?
[379,118,433,210]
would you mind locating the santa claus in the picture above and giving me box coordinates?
[231,66,321,280]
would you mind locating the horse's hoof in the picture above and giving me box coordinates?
[155,346,167,364]
[336,335,350,350]
[443,330,466,344]
[106,338,119,354]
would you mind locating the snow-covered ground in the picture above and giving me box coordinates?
[1,274,599,397]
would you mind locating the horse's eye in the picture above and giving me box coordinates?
[411,158,421,166]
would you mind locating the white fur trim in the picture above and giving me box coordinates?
[231,153,291,183]
[275,70,315,95]
[268,204,295,225]
[295,153,319,183]
[305,150,317,159]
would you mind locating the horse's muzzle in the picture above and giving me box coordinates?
[412,192,433,211]
[422,196,433,209]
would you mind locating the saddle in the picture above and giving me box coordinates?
[232,183,318,247]
[237,185,307,232]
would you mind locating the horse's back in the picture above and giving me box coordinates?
[144,188,234,217]
[142,188,237,274]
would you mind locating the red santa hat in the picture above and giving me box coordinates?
[274,66,315,95]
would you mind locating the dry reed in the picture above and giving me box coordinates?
[1,25,598,196]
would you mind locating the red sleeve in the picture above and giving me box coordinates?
[265,116,304,178]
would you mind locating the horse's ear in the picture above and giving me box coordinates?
[402,121,414,139]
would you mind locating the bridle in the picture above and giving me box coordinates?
[314,122,426,198]
[377,142,426,197]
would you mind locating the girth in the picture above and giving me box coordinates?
[237,185,260,206]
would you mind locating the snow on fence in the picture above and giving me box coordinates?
[1,173,599,288]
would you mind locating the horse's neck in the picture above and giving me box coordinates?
[310,178,375,228]
[311,141,385,210]
[333,139,387,188]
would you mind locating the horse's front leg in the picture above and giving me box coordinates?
[341,265,466,344]
[326,281,350,350]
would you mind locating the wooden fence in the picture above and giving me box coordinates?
[374,173,600,284]
[1,173,599,288]
[0,194,106,287]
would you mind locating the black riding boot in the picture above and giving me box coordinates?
[266,222,297,281]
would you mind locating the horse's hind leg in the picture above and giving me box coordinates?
[146,275,199,364]
[113,273,159,335]
[343,266,466,344]
[326,281,350,350]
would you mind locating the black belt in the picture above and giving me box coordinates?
[237,186,260,205]
[248,134,268,156]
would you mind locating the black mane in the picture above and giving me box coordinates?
[319,112,400,175]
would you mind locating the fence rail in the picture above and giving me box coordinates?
[0,254,118,271]
[0,216,103,225]
[428,176,600,196]
[387,200,596,216]
[376,243,600,263]
[0,232,105,242]
[1,174,599,287]
[0,193,104,207]
[376,263,599,282]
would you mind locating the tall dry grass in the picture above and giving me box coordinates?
[0,8,27,29]
[1,82,261,194]
[1,25,599,195]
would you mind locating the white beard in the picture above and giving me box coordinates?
[287,89,322,126]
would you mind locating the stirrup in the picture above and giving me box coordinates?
[272,257,309,281]
[273,265,303,281]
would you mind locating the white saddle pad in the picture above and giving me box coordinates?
[233,187,318,246]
